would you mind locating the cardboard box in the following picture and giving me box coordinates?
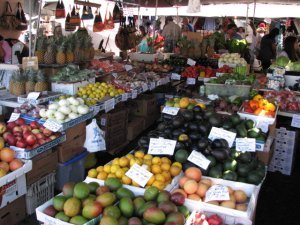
[132,94,158,117]
[51,77,96,95]
[107,141,129,155]
[127,117,145,141]
[26,149,58,186]
[105,131,127,151]
[142,110,160,129]
[64,122,86,140]
[101,121,127,139]
[0,196,26,225]
[100,107,128,127]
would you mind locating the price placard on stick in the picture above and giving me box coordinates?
[8,113,20,122]
[27,92,40,100]
[188,150,211,170]
[162,106,180,116]
[236,138,256,152]
[205,184,230,202]
[208,127,236,147]
[148,138,176,155]
[43,119,62,132]
[125,164,153,187]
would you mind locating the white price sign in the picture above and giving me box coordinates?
[125,164,153,187]
[43,119,62,132]
[236,138,256,152]
[92,105,101,117]
[125,64,133,71]
[131,90,137,99]
[187,78,196,85]
[148,138,176,155]
[105,98,115,113]
[121,93,128,101]
[291,114,300,128]
[256,120,269,133]
[27,92,40,100]
[171,72,180,80]
[205,184,230,202]
[162,106,180,116]
[188,150,211,170]
[208,127,236,147]
[150,82,156,90]
[8,113,20,122]
[142,83,148,92]
[187,58,196,66]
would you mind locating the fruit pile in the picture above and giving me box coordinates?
[88,151,183,190]
[77,82,125,106]
[174,167,249,211]
[189,211,244,225]
[14,103,47,119]
[263,90,300,112]
[98,184,189,225]
[181,66,215,78]
[1,118,61,150]
[165,97,206,110]
[241,94,276,117]
[0,147,24,178]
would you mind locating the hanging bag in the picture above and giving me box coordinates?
[55,0,66,19]
[81,1,93,20]
[84,119,106,152]
[65,12,76,32]
[0,1,20,30]
[104,4,114,30]
[16,2,27,31]
[93,8,104,32]
[69,5,80,26]
[113,1,123,23]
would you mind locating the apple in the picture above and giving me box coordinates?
[32,143,39,149]
[6,122,17,130]
[30,121,40,129]
[0,122,7,134]
[23,130,33,139]
[14,132,22,137]
[45,138,51,142]
[6,134,16,146]
[43,128,52,137]
[35,133,45,140]
[21,125,31,132]
[15,136,23,141]
[3,131,12,140]
[26,134,37,146]
[15,118,26,126]
[49,135,57,140]
[16,139,27,148]
[32,129,40,134]
[38,139,46,145]
[39,127,45,132]
[13,126,22,134]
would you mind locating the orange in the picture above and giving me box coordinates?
[152,157,161,165]
[161,163,170,171]
[172,162,182,169]
[143,159,152,167]
[122,175,132,185]
[162,171,172,182]
[119,157,129,167]
[152,180,165,190]
[96,166,104,172]
[97,171,108,180]
[126,154,134,160]
[115,169,125,179]
[111,165,120,173]
[161,157,171,164]
[103,164,111,173]
[144,154,153,160]
[146,175,155,186]
[185,167,202,182]
[134,151,145,159]
[122,167,129,172]
[170,165,181,177]
[155,174,166,183]
[179,97,190,108]
[87,169,98,178]
[112,158,120,165]
[151,164,162,174]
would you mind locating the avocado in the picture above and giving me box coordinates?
[237,164,250,177]
[223,159,238,171]
[211,139,223,149]
[194,112,203,121]
[189,132,202,142]
[172,117,185,128]
[198,124,208,135]
[175,149,189,163]
[247,128,261,138]
[157,122,167,131]
[256,134,266,142]
[219,139,229,148]
[248,159,259,170]
[197,138,209,150]
[256,161,266,171]
[209,114,222,127]
[211,149,228,162]
[206,156,216,168]
[182,110,194,121]
[247,172,262,185]
[193,106,203,112]
[245,119,255,129]
[172,129,182,139]
[208,166,222,178]
[230,114,241,126]
[223,120,233,130]
[238,152,252,163]
[223,170,238,181]
[236,124,247,138]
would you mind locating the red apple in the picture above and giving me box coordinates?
[13,126,22,134]
[26,134,37,146]
[26,146,33,150]
[21,125,31,132]
[15,136,22,141]
[6,134,16,146]
[3,131,12,140]
[30,121,40,129]
[15,118,26,126]
[32,129,40,134]
[14,132,22,137]
[6,122,17,130]
[22,130,32,139]
[35,133,45,140]
[49,135,57,140]
[32,143,39,149]
[45,138,51,142]
[38,139,46,145]
[16,139,27,148]
[0,122,7,134]
[39,127,45,132]
[43,128,52,137]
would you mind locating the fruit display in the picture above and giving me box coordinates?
[181,66,215,78]
[2,118,61,150]
[165,97,206,110]
[241,94,276,117]
[263,90,300,112]
[97,185,189,225]
[14,103,47,119]
[174,167,250,211]
[88,151,183,190]
[90,60,125,73]
[144,63,174,73]
[187,211,245,225]
[208,73,255,85]
[215,65,234,74]
[212,96,243,114]
[39,97,90,123]
[0,147,24,177]
[77,82,125,106]
[218,53,247,66]
[51,65,95,83]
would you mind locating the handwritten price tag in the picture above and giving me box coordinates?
[236,138,256,152]
[8,113,20,122]
[125,164,153,187]
[162,106,180,116]
[150,82,156,90]
[27,92,40,100]
[188,150,211,170]
[105,98,115,113]
[121,93,128,102]
[131,90,137,99]
[44,119,62,132]
[125,65,133,71]
[187,58,196,66]
[92,105,101,117]
[148,138,177,155]
[142,83,148,92]
[208,127,236,147]
[187,78,196,85]
[205,184,230,202]
[291,114,300,128]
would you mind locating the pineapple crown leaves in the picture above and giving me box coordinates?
[36,70,47,82]
[12,70,26,82]
[36,37,46,51]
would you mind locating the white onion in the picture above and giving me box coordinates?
[59,106,71,115]
[69,112,79,119]
[58,99,69,107]
[77,105,89,115]
[48,103,59,110]
[46,109,55,118]
[39,108,47,118]
[70,105,78,113]
[77,98,85,105]
[54,111,65,120]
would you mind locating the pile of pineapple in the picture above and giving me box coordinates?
[35,30,95,65]
[9,69,48,96]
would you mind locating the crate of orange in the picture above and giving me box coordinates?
[87,150,184,192]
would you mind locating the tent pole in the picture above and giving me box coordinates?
[29,0,32,57]
[152,0,158,52]
[246,3,249,32]
[33,0,43,56]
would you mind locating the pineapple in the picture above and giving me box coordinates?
[44,38,56,65]
[10,71,26,96]
[35,37,46,64]
[25,69,36,94]
[34,71,48,92]
[74,36,83,63]
[83,36,90,61]
[56,39,66,65]
[89,41,95,60]
[66,35,75,63]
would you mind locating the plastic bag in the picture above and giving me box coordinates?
[84,119,106,152]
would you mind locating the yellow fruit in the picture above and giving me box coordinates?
[134,151,145,159]
[122,175,132,185]
[152,157,161,165]
[107,173,117,178]
[135,158,143,166]
[112,158,120,165]
[179,97,190,108]
[172,162,182,169]
[197,103,206,109]
[143,159,152,167]
[162,171,172,182]
[146,175,155,186]
[122,167,129,172]
[96,166,104,172]
[130,158,137,167]
[170,165,181,177]
[116,169,125,179]
[103,164,111,173]
[144,154,153,160]
[119,157,129,167]
[87,169,98,178]
[111,165,120,174]
[161,163,170,171]
[97,171,108,180]
[152,180,165,190]
[126,154,134,160]
[161,157,171,164]
[132,180,141,187]
[155,174,166,183]
[151,165,162,174]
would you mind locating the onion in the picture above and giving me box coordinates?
[77,105,89,115]
[39,108,47,118]
[59,106,71,115]
[46,109,55,118]
[48,103,59,110]
[58,99,69,107]
[70,105,78,113]
[54,111,65,121]
[69,113,79,120]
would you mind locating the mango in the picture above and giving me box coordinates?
[165,212,185,225]
[96,192,116,207]
[96,186,110,195]
[53,196,67,211]
[43,205,57,217]
[100,215,119,225]
[143,207,166,224]
[104,177,122,191]
[55,212,69,222]
[118,216,129,225]
[158,201,178,214]
[82,201,102,219]
[116,187,135,199]
[63,197,81,217]
[103,205,121,219]
[119,197,134,218]
[82,195,96,207]
[69,215,88,225]
[62,182,75,198]
[73,182,90,199]
[128,217,143,225]
[144,186,159,201]
[137,201,156,217]
[133,197,145,215]
[156,190,171,203]
[88,182,100,194]
[177,205,190,218]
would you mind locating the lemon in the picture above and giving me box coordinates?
[152,157,161,165]
[112,158,120,165]
[119,157,129,167]
[151,165,162,174]
[103,164,111,173]
[97,171,108,180]
[144,154,153,160]
[134,151,145,159]
[111,165,120,174]
[96,166,104,172]
[155,174,166,183]
[88,169,98,178]
[161,163,170,171]
[126,154,134,160]
[122,175,132,185]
